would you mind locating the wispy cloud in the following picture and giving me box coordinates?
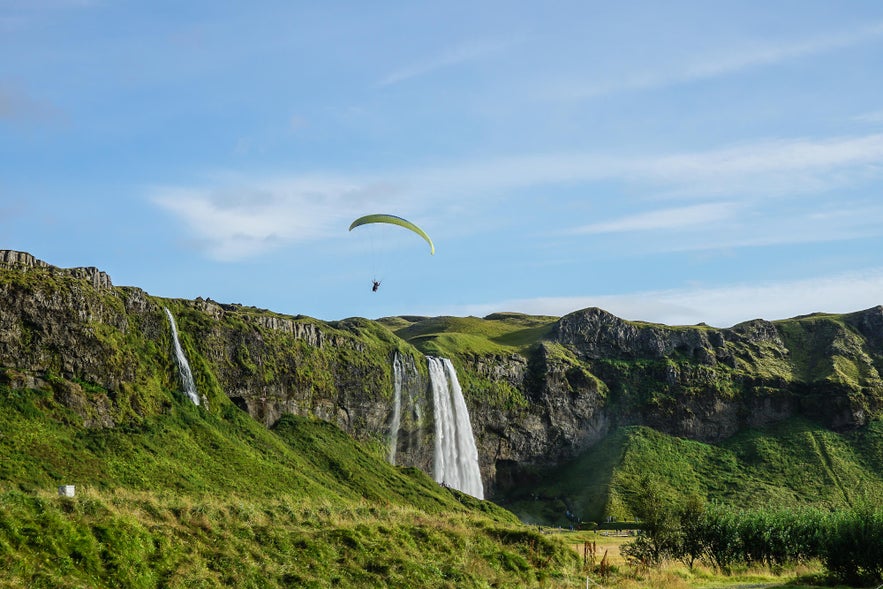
[416,133,883,200]
[0,83,60,124]
[640,134,883,190]
[551,21,883,100]
[153,132,883,260]
[571,202,740,234]
[683,21,883,79]
[855,109,883,124]
[151,177,410,261]
[629,202,883,254]
[378,38,514,87]
[430,268,883,327]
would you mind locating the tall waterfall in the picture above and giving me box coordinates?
[428,357,484,499]
[388,352,404,464]
[164,308,200,406]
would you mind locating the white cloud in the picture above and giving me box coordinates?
[551,21,883,100]
[855,109,883,124]
[571,202,740,234]
[432,268,883,328]
[378,38,514,87]
[412,133,883,200]
[151,178,407,261]
[153,132,883,260]
[683,21,883,79]
[641,134,883,192]
[568,200,883,255]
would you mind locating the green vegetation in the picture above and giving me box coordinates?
[621,480,883,585]
[382,313,557,357]
[775,314,880,387]
[501,418,883,526]
[0,487,582,588]
[0,378,581,587]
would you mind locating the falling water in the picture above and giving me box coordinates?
[428,356,484,499]
[164,308,200,406]
[388,352,404,464]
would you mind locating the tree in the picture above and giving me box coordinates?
[674,494,706,570]
[621,475,679,566]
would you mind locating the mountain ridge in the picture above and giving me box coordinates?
[2,249,882,523]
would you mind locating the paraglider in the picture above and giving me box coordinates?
[348,214,434,292]
[348,214,435,255]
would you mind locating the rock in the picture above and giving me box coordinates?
[0,250,112,289]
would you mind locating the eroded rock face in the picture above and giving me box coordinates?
[1,249,112,289]
[460,306,883,497]
[462,345,610,495]
[0,252,397,442]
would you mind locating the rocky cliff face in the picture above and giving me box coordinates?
[0,250,405,444]
[2,250,882,501]
[460,306,883,495]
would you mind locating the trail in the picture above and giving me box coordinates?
[808,431,852,506]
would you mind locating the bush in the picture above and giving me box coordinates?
[822,503,883,585]
[624,496,883,584]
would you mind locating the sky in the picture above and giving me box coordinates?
[2,1,883,328]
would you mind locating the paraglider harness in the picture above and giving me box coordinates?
[372,279,381,292]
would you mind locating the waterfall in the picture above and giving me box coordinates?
[428,356,484,499]
[388,352,404,464]
[164,308,200,406]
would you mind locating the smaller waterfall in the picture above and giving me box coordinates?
[388,352,404,464]
[164,308,200,406]
[428,357,484,499]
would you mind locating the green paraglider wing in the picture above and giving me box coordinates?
[348,214,435,255]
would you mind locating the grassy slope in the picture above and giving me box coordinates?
[380,313,558,358]
[499,418,883,526]
[0,380,580,588]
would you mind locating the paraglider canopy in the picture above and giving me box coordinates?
[348,214,435,255]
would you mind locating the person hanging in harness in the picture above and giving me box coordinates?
[348,214,435,295]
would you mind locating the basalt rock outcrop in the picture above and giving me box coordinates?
[2,250,882,501]
[463,306,883,494]
[0,250,403,440]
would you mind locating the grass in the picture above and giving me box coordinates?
[500,418,883,526]
[0,376,584,587]
[381,313,558,357]
[0,487,583,588]
[536,530,845,588]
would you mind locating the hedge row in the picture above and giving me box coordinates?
[623,477,883,585]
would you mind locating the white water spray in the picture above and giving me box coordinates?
[164,308,200,406]
[428,357,484,499]
[388,352,404,464]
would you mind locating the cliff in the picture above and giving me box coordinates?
[0,250,415,440]
[2,250,883,515]
[385,309,883,498]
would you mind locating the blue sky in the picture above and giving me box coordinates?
[3,1,883,327]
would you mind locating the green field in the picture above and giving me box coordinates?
[0,378,582,588]
[500,418,883,526]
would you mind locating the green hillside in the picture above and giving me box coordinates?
[500,417,883,526]
[0,375,580,588]
[380,313,558,357]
